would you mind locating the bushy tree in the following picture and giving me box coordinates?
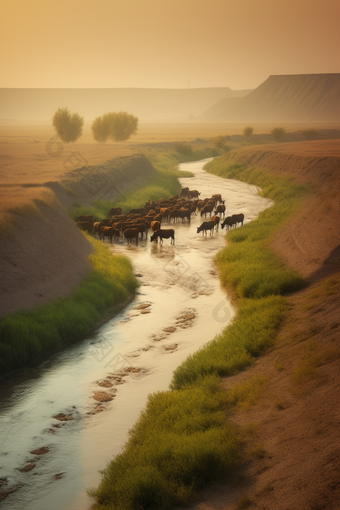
[214,135,227,150]
[52,107,84,143]
[271,127,286,140]
[243,126,253,137]
[91,111,138,143]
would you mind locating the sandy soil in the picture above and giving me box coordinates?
[173,140,340,510]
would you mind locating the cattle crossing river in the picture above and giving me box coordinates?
[0,158,272,510]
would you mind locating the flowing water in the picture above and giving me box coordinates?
[0,159,272,509]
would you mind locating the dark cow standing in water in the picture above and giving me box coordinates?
[232,213,244,226]
[150,229,175,244]
[124,228,139,245]
[197,221,215,236]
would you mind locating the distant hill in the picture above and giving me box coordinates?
[0,87,251,123]
[200,74,340,122]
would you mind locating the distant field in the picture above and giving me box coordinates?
[1,122,339,186]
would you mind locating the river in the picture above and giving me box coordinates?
[0,158,272,509]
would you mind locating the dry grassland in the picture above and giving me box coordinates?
[1,122,338,186]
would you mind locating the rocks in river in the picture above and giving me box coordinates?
[164,343,178,352]
[151,333,167,342]
[140,309,151,314]
[30,447,49,455]
[55,473,64,480]
[92,391,114,402]
[124,367,141,373]
[163,326,177,333]
[96,379,113,388]
[20,461,36,473]
[134,303,151,310]
[52,413,73,421]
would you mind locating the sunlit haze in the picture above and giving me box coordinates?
[1,0,339,90]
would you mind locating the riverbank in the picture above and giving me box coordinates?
[178,140,340,510]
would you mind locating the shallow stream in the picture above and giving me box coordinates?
[0,158,272,509]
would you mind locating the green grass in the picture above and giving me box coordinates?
[88,376,240,510]
[68,145,218,219]
[0,236,138,376]
[89,155,308,509]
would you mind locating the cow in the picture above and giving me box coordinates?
[189,190,200,199]
[151,221,161,232]
[221,216,236,230]
[100,226,120,243]
[200,204,214,217]
[93,221,102,236]
[197,221,215,236]
[212,215,220,231]
[170,209,181,222]
[179,208,191,223]
[214,204,226,217]
[180,187,190,199]
[76,215,94,231]
[232,213,244,227]
[123,228,139,245]
[212,194,223,205]
[76,221,92,233]
[150,229,175,244]
[108,207,122,216]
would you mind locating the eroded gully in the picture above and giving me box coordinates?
[0,158,272,509]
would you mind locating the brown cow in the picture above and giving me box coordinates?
[150,229,175,244]
[151,221,161,232]
[214,204,226,217]
[76,221,92,233]
[200,204,214,217]
[232,213,244,226]
[189,190,200,199]
[76,215,93,231]
[180,187,190,199]
[108,207,122,216]
[100,226,120,243]
[212,215,220,231]
[197,221,215,236]
[124,228,139,245]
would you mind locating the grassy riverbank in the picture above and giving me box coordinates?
[69,145,218,219]
[89,160,307,510]
[0,238,137,376]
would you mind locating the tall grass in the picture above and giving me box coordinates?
[0,237,138,376]
[88,376,240,510]
[89,156,307,509]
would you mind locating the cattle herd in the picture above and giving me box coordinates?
[75,186,245,245]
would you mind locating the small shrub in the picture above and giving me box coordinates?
[243,126,253,137]
[271,127,286,140]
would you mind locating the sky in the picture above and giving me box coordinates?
[0,0,339,90]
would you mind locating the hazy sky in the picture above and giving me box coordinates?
[1,0,339,90]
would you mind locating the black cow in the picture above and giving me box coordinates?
[150,229,175,244]
[197,221,215,236]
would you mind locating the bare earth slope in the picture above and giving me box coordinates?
[210,74,340,123]
[0,153,156,318]
[175,139,340,510]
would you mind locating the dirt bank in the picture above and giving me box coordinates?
[0,154,156,318]
[178,140,340,510]
[223,140,340,278]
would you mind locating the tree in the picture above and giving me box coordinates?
[243,126,253,137]
[52,107,84,143]
[91,111,138,143]
[271,127,286,140]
